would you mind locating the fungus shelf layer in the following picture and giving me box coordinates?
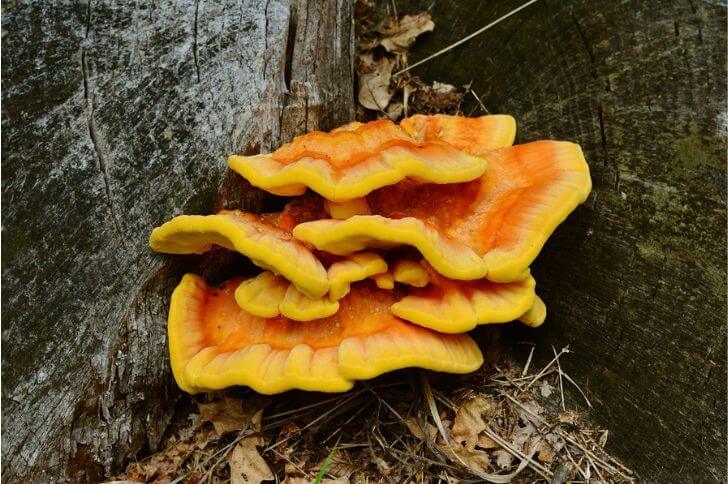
[390,264,537,333]
[169,274,484,394]
[227,116,516,202]
[149,210,329,298]
[293,140,592,282]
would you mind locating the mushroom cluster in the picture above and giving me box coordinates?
[150,115,591,395]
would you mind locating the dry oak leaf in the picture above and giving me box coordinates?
[451,395,497,450]
[229,435,274,484]
[377,13,435,53]
[441,443,493,474]
[405,415,437,441]
[357,53,394,111]
[198,398,262,437]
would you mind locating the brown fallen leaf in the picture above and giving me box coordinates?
[441,444,493,474]
[539,380,555,398]
[198,397,258,437]
[404,415,437,441]
[451,395,496,450]
[357,53,394,111]
[476,434,499,450]
[361,12,435,53]
[493,449,514,470]
[229,435,274,484]
[378,13,435,53]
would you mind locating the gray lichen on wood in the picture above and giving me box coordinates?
[1,0,354,481]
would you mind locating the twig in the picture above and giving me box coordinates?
[498,392,635,481]
[420,372,449,445]
[522,347,535,377]
[394,0,541,76]
[470,90,490,114]
[561,371,593,408]
[482,429,552,480]
[553,346,566,411]
[524,346,570,390]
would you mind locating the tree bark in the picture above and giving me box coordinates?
[1,1,354,481]
[395,0,727,481]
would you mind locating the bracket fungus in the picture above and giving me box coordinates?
[169,275,483,394]
[293,140,592,282]
[150,210,329,298]
[518,295,547,328]
[400,113,517,154]
[234,272,340,321]
[152,115,590,395]
[234,252,388,321]
[391,259,430,287]
[227,117,516,202]
[390,264,537,333]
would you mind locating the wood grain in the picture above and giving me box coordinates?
[1,1,354,481]
[394,0,726,481]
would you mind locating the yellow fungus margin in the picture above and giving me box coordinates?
[169,274,484,394]
[149,211,329,298]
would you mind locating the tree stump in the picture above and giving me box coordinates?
[395,0,726,481]
[1,1,354,481]
[3,1,726,482]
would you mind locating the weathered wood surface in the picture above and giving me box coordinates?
[1,1,354,481]
[395,0,727,481]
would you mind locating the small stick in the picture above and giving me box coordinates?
[522,346,535,377]
[420,372,449,444]
[470,90,491,114]
[498,392,635,481]
[553,346,566,411]
[524,346,570,390]
[482,429,552,480]
[561,371,593,408]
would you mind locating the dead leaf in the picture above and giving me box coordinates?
[558,410,580,426]
[512,421,537,452]
[384,101,404,120]
[312,450,357,480]
[451,396,496,450]
[357,53,394,111]
[404,416,437,441]
[476,434,498,450]
[198,397,258,436]
[493,449,513,470]
[441,444,492,474]
[375,13,435,53]
[229,436,274,484]
[540,380,555,398]
[403,77,467,114]
[536,439,558,463]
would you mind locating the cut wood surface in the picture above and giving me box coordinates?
[2,0,726,482]
[393,0,726,481]
[1,1,354,481]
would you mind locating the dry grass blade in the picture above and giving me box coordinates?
[522,346,535,377]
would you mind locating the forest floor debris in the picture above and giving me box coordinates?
[110,347,635,483]
[355,0,474,122]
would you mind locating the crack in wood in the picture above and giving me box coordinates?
[82,0,125,243]
[192,0,201,82]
